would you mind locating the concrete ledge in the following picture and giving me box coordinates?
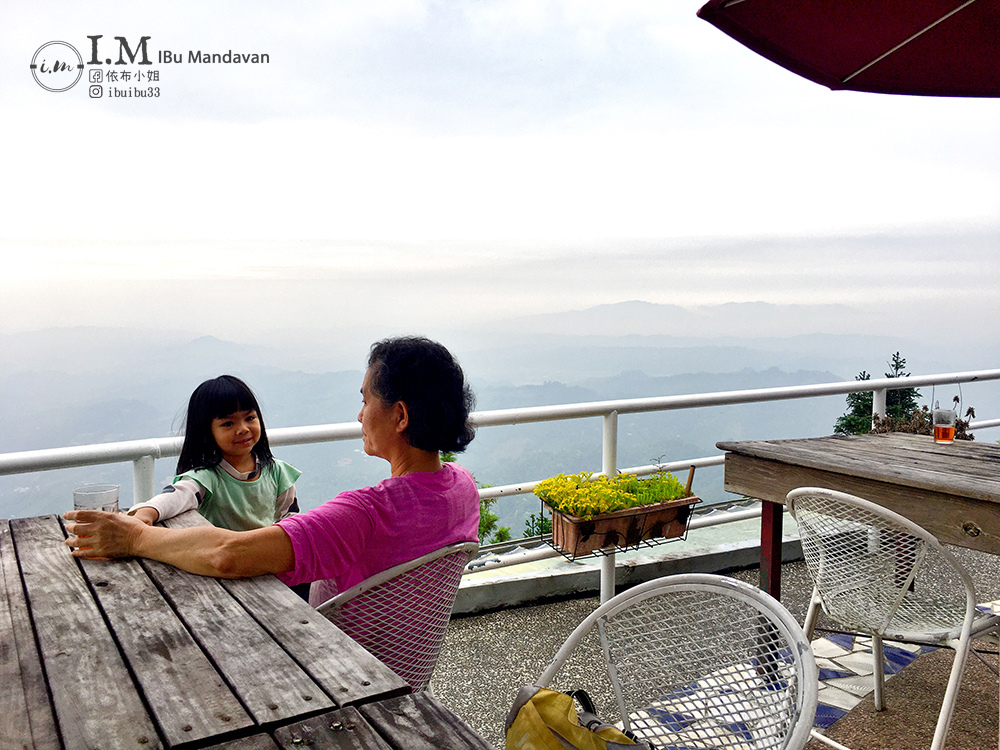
[454,535,803,614]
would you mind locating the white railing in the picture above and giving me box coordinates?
[3,368,999,599]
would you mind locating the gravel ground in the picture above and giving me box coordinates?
[431,550,1000,750]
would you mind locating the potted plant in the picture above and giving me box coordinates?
[533,470,699,558]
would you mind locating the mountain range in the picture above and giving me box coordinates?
[3,300,996,529]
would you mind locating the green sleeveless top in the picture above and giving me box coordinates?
[176,459,301,531]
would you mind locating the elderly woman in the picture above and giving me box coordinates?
[64,337,480,594]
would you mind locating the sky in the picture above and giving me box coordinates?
[2,1,999,344]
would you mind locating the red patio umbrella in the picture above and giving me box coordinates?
[697,0,1000,97]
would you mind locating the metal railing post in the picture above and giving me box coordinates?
[872,388,887,428]
[133,456,156,504]
[602,411,618,477]
[600,411,618,603]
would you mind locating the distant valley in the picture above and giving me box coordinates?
[3,301,997,529]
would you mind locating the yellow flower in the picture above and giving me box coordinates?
[534,471,688,520]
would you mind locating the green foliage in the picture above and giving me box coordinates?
[441,451,511,544]
[479,495,511,544]
[871,403,975,441]
[834,370,874,435]
[523,512,552,538]
[884,352,921,416]
[834,352,921,435]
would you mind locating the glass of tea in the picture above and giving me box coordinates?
[932,402,956,445]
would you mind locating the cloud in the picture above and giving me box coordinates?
[1,0,998,344]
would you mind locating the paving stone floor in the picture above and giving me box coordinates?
[432,553,1000,750]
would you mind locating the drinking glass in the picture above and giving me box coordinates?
[73,483,120,512]
[932,404,956,445]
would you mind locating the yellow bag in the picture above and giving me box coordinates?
[504,686,652,750]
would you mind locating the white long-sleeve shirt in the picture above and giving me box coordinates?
[128,459,298,525]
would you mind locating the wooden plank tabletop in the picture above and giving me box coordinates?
[269,694,494,750]
[272,706,394,749]
[162,512,410,708]
[358,693,495,750]
[1,518,61,750]
[78,552,257,746]
[717,433,1000,555]
[0,511,418,750]
[138,557,335,726]
[12,515,164,750]
[716,433,1000,503]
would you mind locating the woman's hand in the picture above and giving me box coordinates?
[63,509,146,560]
[64,510,295,578]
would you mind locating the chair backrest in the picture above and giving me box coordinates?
[786,487,975,640]
[315,541,478,691]
[536,573,818,750]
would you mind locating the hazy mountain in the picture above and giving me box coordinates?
[483,300,872,338]
[3,301,996,525]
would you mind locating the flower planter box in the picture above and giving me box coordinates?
[546,494,700,558]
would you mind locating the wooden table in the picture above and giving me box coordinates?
[717,433,1000,599]
[0,511,492,750]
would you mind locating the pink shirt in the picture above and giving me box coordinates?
[276,462,480,596]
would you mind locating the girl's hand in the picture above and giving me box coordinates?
[131,506,160,526]
[63,510,146,560]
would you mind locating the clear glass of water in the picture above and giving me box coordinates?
[73,484,120,512]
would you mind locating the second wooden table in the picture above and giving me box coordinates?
[717,433,1000,598]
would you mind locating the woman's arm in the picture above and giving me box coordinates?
[63,510,295,579]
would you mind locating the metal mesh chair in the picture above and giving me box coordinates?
[534,573,818,749]
[787,487,1000,750]
[314,541,478,691]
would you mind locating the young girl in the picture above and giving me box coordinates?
[128,375,301,531]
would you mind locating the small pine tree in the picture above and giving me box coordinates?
[834,353,921,435]
[834,370,874,435]
[479,496,511,545]
[522,512,552,538]
[884,352,921,417]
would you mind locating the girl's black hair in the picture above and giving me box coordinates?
[175,375,274,474]
[367,336,476,453]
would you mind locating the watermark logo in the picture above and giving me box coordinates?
[30,33,270,100]
[87,35,152,66]
[30,41,84,92]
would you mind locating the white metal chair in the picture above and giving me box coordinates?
[787,487,1000,750]
[314,541,479,691]
[532,573,819,749]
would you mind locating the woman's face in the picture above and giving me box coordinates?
[357,368,402,459]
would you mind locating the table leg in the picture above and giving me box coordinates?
[760,501,783,600]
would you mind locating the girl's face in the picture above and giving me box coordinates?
[211,409,261,470]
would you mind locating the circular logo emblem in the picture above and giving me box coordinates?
[31,41,84,92]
